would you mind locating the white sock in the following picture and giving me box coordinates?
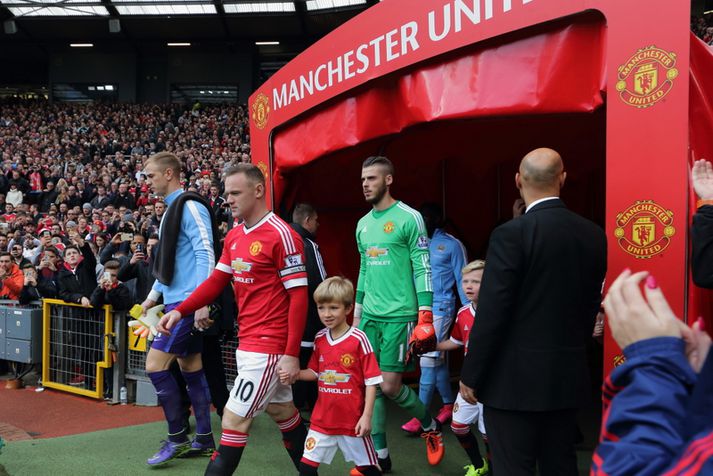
[376,448,389,459]
[422,418,438,432]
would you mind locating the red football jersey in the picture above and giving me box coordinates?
[308,326,383,436]
[214,212,308,354]
[450,303,475,355]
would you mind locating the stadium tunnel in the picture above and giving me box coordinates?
[270,12,607,283]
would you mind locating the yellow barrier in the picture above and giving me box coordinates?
[42,299,114,400]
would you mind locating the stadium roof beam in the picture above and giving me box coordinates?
[99,0,141,54]
[293,0,307,38]
[211,0,230,43]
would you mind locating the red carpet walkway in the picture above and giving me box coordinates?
[0,379,164,441]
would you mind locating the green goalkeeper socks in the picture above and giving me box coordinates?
[392,384,432,429]
[372,388,387,451]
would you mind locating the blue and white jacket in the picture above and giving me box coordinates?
[592,337,713,475]
[429,228,468,316]
[148,188,215,305]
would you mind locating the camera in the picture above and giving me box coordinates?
[135,243,144,254]
[121,233,133,242]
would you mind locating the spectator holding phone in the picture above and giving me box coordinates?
[90,260,130,310]
[57,231,97,307]
[19,247,60,303]
[29,229,54,265]
[99,231,133,265]
[9,242,31,269]
[19,262,44,304]
[118,234,157,302]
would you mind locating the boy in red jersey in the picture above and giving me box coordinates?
[158,164,309,476]
[281,276,383,476]
[437,260,491,476]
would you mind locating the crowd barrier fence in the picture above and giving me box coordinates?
[0,298,243,403]
[41,299,115,400]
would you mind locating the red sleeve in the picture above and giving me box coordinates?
[175,268,232,316]
[274,228,308,290]
[360,338,383,385]
[284,286,308,357]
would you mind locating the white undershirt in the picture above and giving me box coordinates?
[525,196,559,213]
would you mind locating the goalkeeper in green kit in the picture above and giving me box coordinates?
[351,156,444,475]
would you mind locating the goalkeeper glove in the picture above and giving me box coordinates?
[128,303,164,342]
[407,307,437,363]
[417,307,433,325]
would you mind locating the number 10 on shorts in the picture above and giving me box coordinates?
[232,378,255,403]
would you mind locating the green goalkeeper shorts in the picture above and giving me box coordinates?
[358,318,416,373]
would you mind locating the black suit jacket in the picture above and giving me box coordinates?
[691,205,713,288]
[290,223,327,344]
[461,198,606,411]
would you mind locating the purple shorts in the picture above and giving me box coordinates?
[150,302,203,356]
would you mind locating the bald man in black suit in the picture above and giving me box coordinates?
[460,148,607,475]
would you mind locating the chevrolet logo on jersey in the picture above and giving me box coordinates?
[365,246,389,258]
[318,370,351,386]
[231,258,252,274]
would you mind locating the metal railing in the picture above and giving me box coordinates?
[33,299,241,403]
[221,334,238,389]
[41,299,114,400]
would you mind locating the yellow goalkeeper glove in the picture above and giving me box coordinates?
[127,304,164,342]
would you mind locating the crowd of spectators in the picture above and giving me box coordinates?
[0,100,250,307]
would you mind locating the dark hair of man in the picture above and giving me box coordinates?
[149,233,159,241]
[64,245,80,255]
[145,152,182,177]
[0,251,11,259]
[420,202,444,226]
[225,163,265,186]
[104,260,120,271]
[292,203,316,224]
[362,156,395,176]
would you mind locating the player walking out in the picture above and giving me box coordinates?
[140,152,217,466]
[402,203,468,434]
[159,164,309,475]
[354,156,444,472]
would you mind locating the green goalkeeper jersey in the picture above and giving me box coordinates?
[355,200,433,322]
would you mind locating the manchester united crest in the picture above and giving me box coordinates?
[616,46,678,109]
[251,93,270,129]
[340,353,355,368]
[383,221,395,234]
[305,437,316,451]
[614,200,675,259]
[249,241,262,256]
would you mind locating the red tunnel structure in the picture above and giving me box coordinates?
[248,0,711,374]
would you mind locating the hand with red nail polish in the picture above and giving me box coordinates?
[603,270,682,349]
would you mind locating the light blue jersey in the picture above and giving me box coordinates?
[430,228,468,315]
[149,189,215,304]
[422,228,468,363]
